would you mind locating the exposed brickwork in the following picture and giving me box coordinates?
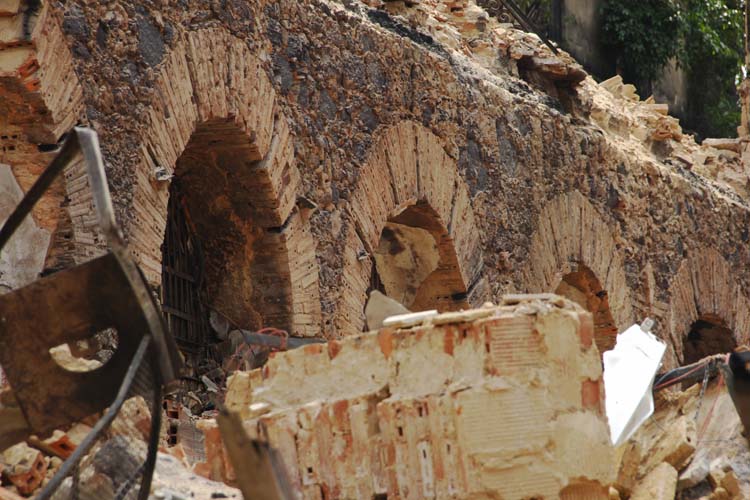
[0,5,83,275]
[222,296,613,499]
[667,247,750,366]
[556,264,619,355]
[116,27,320,335]
[522,190,634,335]
[337,120,486,335]
[2,0,750,364]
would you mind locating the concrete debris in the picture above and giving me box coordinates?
[207,303,750,499]
[1,442,47,496]
[703,138,744,154]
[48,344,102,373]
[620,378,750,499]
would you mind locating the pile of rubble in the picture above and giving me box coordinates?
[189,296,616,498]
[0,390,239,499]
[3,303,750,500]
[357,0,750,203]
[172,296,750,500]
[617,379,750,499]
[586,74,750,201]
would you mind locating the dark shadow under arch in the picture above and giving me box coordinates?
[683,315,736,364]
[555,264,617,354]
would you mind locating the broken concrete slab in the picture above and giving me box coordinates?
[364,290,410,331]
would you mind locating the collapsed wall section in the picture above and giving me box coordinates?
[221,295,615,499]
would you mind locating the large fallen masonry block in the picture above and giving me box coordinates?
[220,295,616,499]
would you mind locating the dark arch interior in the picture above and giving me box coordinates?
[555,263,618,355]
[683,316,736,365]
[160,120,294,371]
[365,201,468,318]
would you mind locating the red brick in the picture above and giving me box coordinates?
[581,379,601,412]
[327,340,342,359]
[378,329,393,358]
[578,312,594,350]
[443,329,455,355]
[3,449,47,496]
[304,343,324,355]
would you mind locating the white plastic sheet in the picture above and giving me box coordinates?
[603,323,667,446]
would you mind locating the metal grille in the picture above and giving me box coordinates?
[475,0,560,51]
[477,0,548,30]
[161,192,210,359]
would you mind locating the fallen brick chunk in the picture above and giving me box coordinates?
[641,415,696,473]
[708,459,741,498]
[630,462,677,500]
[33,422,91,459]
[1,442,47,495]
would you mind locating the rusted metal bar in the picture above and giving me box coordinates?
[0,133,76,253]
[240,330,326,350]
[477,0,559,54]
[0,127,181,434]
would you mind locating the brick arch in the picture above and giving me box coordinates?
[522,191,634,351]
[0,4,84,274]
[119,28,320,337]
[334,121,486,335]
[667,248,750,364]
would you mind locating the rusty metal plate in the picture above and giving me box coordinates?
[0,253,149,435]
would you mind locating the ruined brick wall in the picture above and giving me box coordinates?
[219,295,615,499]
[2,0,750,364]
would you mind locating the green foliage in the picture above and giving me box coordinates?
[681,0,744,138]
[600,0,684,88]
[599,0,745,138]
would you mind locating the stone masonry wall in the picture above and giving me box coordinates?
[2,0,750,361]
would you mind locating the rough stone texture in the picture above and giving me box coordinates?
[0,0,749,354]
[630,462,678,500]
[221,295,615,499]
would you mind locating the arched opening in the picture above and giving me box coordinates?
[367,202,469,315]
[555,264,618,354]
[160,120,296,370]
[683,315,737,364]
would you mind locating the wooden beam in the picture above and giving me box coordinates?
[216,408,294,500]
